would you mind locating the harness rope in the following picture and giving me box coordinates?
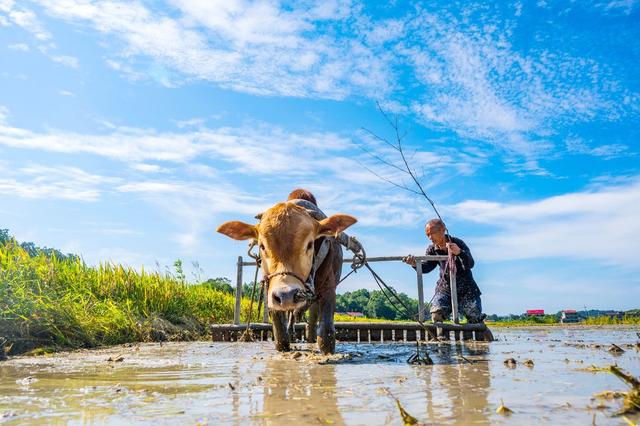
[239,241,262,342]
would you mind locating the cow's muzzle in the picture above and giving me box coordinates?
[270,285,307,311]
[262,271,314,311]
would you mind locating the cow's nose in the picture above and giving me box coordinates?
[271,287,300,310]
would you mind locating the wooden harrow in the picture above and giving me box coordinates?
[211,321,491,343]
[212,255,493,343]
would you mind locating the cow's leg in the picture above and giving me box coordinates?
[287,312,296,343]
[316,292,336,354]
[270,311,290,351]
[306,301,319,343]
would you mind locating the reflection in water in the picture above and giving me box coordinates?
[443,344,491,425]
[0,328,638,425]
[261,359,345,426]
[414,343,491,425]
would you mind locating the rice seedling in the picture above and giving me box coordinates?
[0,235,249,355]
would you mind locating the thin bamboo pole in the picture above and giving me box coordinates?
[262,285,269,323]
[450,271,459,324]
[234,256,242,325]
[416,259,425,322]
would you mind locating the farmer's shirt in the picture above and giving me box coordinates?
[417,236,481,298]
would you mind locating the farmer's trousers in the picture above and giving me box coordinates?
[430,291,484,323]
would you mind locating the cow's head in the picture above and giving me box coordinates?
[217,202,356,312]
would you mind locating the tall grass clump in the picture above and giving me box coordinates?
[0,232,249,355]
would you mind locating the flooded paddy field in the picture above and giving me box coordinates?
[1,326,638,425]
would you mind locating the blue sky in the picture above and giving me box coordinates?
[1,0,638,315]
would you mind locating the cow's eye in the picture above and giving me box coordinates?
[260,243,267,253]
[306,241,313,251]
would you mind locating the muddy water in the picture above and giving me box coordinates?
[0,327,638,425]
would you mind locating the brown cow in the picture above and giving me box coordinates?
[217,201,356,353]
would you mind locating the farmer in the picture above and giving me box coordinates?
[286,188,362,255]
[402,218,486,324]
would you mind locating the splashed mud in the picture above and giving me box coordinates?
[0,326,638,425]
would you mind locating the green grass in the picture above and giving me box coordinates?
[0,238,252,355]
[582,316,640,325]
[333,313,404,323]
[486,317,640,327]
[334,314,640,326]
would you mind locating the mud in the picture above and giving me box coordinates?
[0,326,638,425]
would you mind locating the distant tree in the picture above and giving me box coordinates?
[365,291,397,319]
[0,228,78,261]
[0,229,10,245]
[336,287,420,320]
[242,282,265,299]
[394,292,420,320]
[201,277,234,294]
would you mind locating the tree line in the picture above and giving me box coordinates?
[201,278,422,321]
[0,229,78,261]
[335,288,420,320]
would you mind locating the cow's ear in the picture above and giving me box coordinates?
[317,214,357,237]
[217,221,258,240]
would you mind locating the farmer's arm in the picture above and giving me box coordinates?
[403,246,438,273]
[449,238,474,269]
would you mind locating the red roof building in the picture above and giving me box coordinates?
[526,309,545,316]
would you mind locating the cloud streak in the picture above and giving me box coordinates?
[0,163,117,201]
[3,1,633,175]
[0,105,482,239]
[449,177,640,266]
[31,0,393,99]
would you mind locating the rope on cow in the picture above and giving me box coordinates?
[239,241,261,342]
[338,243,367,284]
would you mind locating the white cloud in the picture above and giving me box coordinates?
[0,105,8,122]
[0,125,199,163]
[7,42,29,51]
[399,8,632,174]
[1,2,83,70]
[600,0,637,15]
[58,89,75,96]
[130,163,167,173]
[0,106,470,232]
[49,54,78,68]
[174,117,205,128]
[185,163,218,178]
[117,179,267,252]
[448,177,640,266]
[1,4,51,40]
[0,164,117,201]
[565,137,629,160]
[0,114,354,172]
[33,0,393,100]
[7,0,632,178]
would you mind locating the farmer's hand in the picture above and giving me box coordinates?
[447,242,461,255]
[402,255,416,267]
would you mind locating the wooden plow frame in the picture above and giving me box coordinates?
[210,255,492,342]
